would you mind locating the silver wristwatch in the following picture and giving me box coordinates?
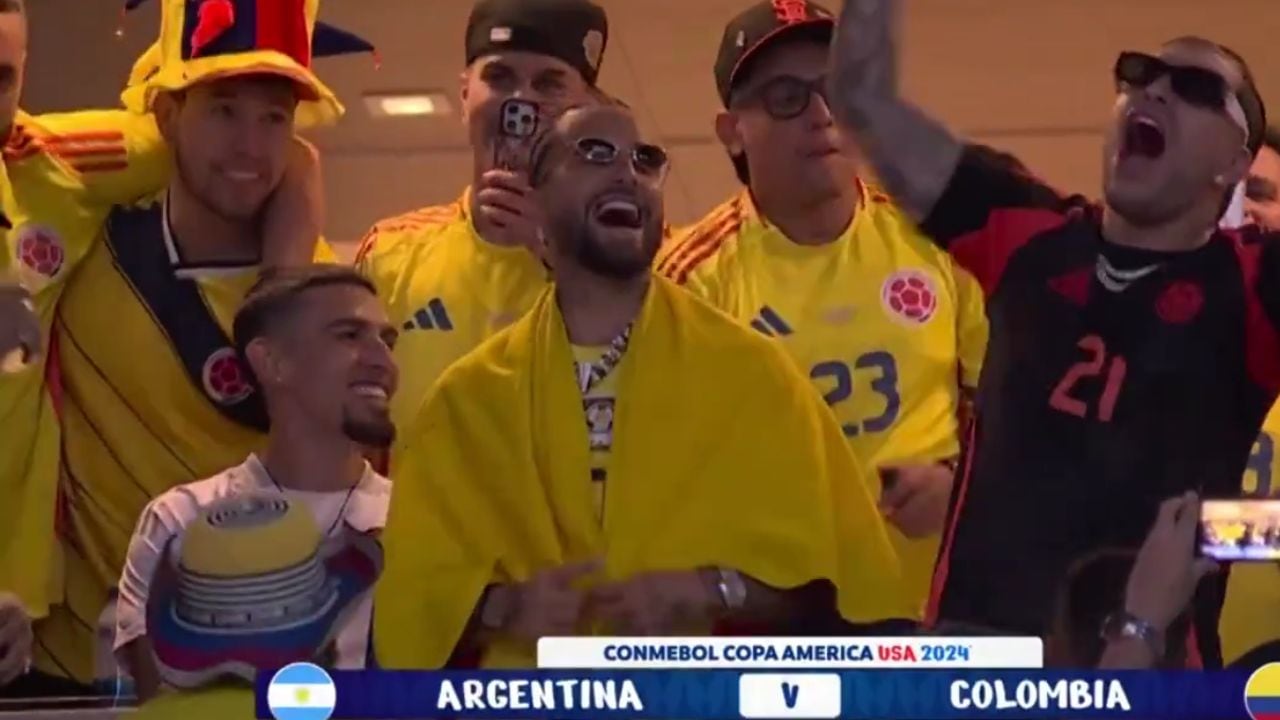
[1101,611,1165,658]
[715,568,747,610]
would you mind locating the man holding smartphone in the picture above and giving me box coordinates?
[356,0,608,431]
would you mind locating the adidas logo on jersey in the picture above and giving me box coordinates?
[749,306,793,337]
[403,298,454,331]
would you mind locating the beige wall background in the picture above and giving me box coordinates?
[23,1,1279,246]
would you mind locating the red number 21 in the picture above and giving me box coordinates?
[1048,335,1127,422]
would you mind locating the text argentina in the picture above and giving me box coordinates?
[437,679,643,712]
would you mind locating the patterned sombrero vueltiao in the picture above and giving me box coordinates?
[145,491,382,687]
[120,0,375,128]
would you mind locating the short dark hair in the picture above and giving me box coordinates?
[1264,126,1280,155]
[232,264,378,385]
[0,0,24,12]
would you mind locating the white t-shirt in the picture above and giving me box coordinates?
[113,454,390,670]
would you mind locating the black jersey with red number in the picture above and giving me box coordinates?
[922,145,1280,663]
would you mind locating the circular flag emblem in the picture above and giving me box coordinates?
[268,662,336,720]
[1246,662,1280,720]
[202,347,252,405]
[15,225,65,279]
[881,270,938,325]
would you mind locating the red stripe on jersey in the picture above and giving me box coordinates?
[4,128,34,153]
[926,416,978,625]
[43,131,126,145]
[52,144,126,159]
[672,222,741,284]
[354,207,458,262]
[657,202,740,276]
[661,212,741,282]
[949,208,1066,297]
[1231,235,1280,394]
[353,228,380,264]
[2,145,41,162]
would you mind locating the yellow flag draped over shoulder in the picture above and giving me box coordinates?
[375,275,909,669]
[130,688,255,720]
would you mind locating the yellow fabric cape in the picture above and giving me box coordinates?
[130,687,255,720]
[374,275,909,669]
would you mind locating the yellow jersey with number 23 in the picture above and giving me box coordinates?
[658,183,988,618]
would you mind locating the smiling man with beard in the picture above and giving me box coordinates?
[374,103,910,669]
[28,0,374,687]
[830,0,1274,666]
[113,265,397,699]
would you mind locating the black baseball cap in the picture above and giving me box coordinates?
[714,0,835,107]
[465,0,609,86]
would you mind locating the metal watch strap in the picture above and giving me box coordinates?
[1101,611,1165,658]
[716,568,747,610]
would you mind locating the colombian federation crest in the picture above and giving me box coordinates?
[202,347,253,405]
[15,224,65,279]
[881,270,938,325]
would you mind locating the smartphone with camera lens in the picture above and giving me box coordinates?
[493,98,540,172]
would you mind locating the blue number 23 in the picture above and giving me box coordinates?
[810,351,901,437]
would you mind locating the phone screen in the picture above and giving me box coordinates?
[1199,498,1280,561]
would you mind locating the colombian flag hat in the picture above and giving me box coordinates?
[120,0,374,128]
[145,492,382,687]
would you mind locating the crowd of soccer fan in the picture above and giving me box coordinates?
[1,0,1279,714]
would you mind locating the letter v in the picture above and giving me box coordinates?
[781,681,800,709]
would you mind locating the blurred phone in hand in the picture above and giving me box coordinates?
[1198,498,1280,562]
[492,98,541,173]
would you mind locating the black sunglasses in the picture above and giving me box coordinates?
[1113,51,1232,111]
[573,137,669,177]
[739,74,828,121]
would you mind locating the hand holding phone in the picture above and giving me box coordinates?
[493,98,541,172]
[1124,493,1217,631]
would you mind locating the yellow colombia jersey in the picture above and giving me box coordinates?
[355,189,549,427]
[1221,406,1280,665]
[41,196,334,682]
[657,183,988,617]
[0,110,165,626]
